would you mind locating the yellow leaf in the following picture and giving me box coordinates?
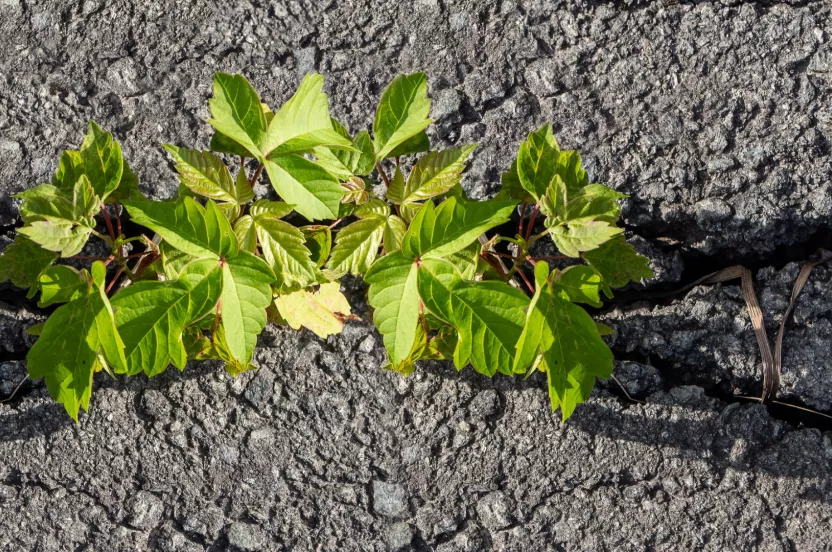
[274,283,353,339]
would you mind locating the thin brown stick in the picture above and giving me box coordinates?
[531,255,569,262]
[0,375,29,403]
[611,375,645,404]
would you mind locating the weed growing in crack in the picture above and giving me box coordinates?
[0,72,652,421]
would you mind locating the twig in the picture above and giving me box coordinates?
[328,218,343,230]
[611,375,645,404]
[249,163,264,187]
[376,163,391,188]
[0,375,29,403]
[531,255,569,262]
[734,395,832,421]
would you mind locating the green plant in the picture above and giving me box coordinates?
[0,71,652,422]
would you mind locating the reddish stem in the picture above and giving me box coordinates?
[106,266,125,294]
[114,200,123,237]
[101,204,115,240]
[525,204,540,242]
[376,164,392,188]
[518,202,528,237]
[517,268,535,294]
[249,163,264,186]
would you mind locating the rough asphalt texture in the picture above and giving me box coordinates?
[1,0,832,550]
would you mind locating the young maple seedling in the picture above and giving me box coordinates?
[0,71,652,422]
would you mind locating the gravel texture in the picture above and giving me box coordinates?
[1,0,832,550]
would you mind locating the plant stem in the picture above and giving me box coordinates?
[532,255,569,262]
[517,268,535,294]
[518,202,528,237]
[328,218,343,230]
[529,230,549,244]
[376,163,391,188]
[101,204,116,240]
[525,204,540,242]
[72,255,109,261]
[114,200,123,237]
[90,229,112,244]
[106,266,125,294]
[249,163,264,186]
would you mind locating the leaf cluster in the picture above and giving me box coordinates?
[0,71,651,421]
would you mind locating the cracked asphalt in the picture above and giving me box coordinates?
[1,1,832,550]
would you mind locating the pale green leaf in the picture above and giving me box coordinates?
[80,121,124,200]
[301,225,332,268]
[402,197,517,259]
[260,74,353,155]
[383,215,407,253]
[564,184,626,223]
[391,145,477,204]
[373,73,432,160]
[254,216,317,290]
[37,265,86,307]
[0,235,57,291]
[162,145,237,202]
[517,123,559,200]
[233,215,258,253]
[417,258,529,376]
[514,262,613,421]
[364,252,420,365]
[123,197,238,259]
[27,261,127,421]
[19,216,94,258]
[263,154,343,221]
[326,217,386,276]
[219,251,275,367]
[549,217,624,258]
[112,258,223,376]
[582,236,653,297]
[275,282,352,339]
[208,73,267,158]
[552,265,603,307]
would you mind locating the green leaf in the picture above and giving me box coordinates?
[373,73,432,160]
[582,236,653,297]
[552,265,603,307]
[387,131,430,158]
[364,252,420,365]
[417,259,529,376]
[112,258,223,376]
[445,241,480,280]
[219,251,276,367]
[253,215,318,290]
[517,123,559,200]
[208,73,268,158]
[37,265,86,307]
[539,175,568,221]
[0,235,57,291]
[555,149,589,197]
[210,131,252,158]
[514,262,613,421]
[260,74,353,155]
[326,200,389,276]
[250,199,294,219]
[159,241,195,280]
[19,216,94,258]
[383,215,407,253]
[563,184,626,223]
[263,154,343,221]
[548,217,624,258]
[301,226,332,268]
[402,197,517,259]
[388,145,477,204]
[80,121,124,200]
[275,282,352,339]
[17,175,99,224]
[497,159,535,202]
[52,150,85,190]
[233,215,257,253]
[123,197,238,259]
[26,261,127,421]
[163,145,238,203]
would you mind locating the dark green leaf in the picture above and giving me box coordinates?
[373,73,432,160]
